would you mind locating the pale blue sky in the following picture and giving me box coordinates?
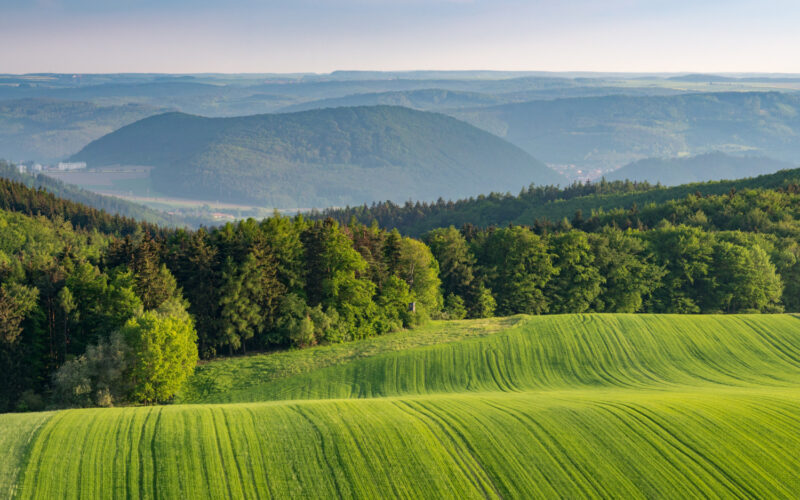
[2,0,799,73]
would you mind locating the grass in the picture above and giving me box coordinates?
[177,315,522,404]
[0,412,53,499]
[5,313,800,498]
[179,314,800,404]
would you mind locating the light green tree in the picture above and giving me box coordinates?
[122,299,198,404]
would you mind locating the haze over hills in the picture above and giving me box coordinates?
[604,152,795,185]
[0,160,195,227]
[277,86,686,114]
[72,105,565,208]
[279,89,508,113]
[0,98,166,161]
[4,73,800,216]
[453,91,800,176]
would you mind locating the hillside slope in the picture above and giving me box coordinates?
[278,88,508,112]
[454,91,800,173]
[179,314,800,404]
[71,106,565,208]
[0,98,165,161]
[0,161,194,228]
[604,152,795,185]
[316,165,800,236]
[4,314,800,498]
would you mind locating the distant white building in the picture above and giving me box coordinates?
[31,164,43,172]
[17,164,27,174]
[56,162,87,171]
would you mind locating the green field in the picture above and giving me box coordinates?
[3,314,800,498]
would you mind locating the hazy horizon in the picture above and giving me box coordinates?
[3,0,800,74]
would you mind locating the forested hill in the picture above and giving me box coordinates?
[0,98,165,161]
[0,171,170,237]
[71,106,565,208]
[0,161,192,228]
[604,153,795,185]
[316,166,800,236]
[453,91,800,171]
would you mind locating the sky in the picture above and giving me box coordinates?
[2,0,800,74]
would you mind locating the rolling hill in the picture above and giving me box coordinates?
[453,91,800,175]
[316,164,800,236]
[604,152,795,185]
[278,88,508,113]
[0,98,165,162]
[0,160,198,228]
[4,313,800,497]
[279,87,686,114]
[71,106,566,208]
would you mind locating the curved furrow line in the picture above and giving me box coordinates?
[289,405,347,500]
[393,399,500,499]
[478,399,612,498]
[614,402,756,498]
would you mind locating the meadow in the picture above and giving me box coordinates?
[3,314,800,498]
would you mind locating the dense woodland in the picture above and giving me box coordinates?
[3,172,800,412]
[317,166,800,236]
[0,160,194,228]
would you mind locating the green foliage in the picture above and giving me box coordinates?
[0,163,175,236]
[122,300,198,404]
[397,237,442,315]
[425,226,489,317]
[8,167,800,413]
[0,283,38,344]
[590,228,664,312]
[318,165,800,237]
[442,293,467,320]
[470,285,497,319]
[709,242,783,313]
[218,256,261,352]
[476,227,554,315]
[290,315,316,348]
[546,231,604,313]
[52,331,132,408]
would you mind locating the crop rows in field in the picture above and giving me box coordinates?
[0,412,52,498]
[11,389,800,499]
[5,313,800,498]
[181,314,800,404]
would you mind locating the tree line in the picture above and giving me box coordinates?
[2,175,800,412]
[314,168,800,236]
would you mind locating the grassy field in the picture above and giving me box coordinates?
[4,314,800,498]
[180,314,800,404]
[0,412,53,499]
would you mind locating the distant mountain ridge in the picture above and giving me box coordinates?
[0,160,192,228]
[604,153,795,185]
[72,105,565,208]
[278,89,507,113]
[0,98,165,161]
[453,91,800,174]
